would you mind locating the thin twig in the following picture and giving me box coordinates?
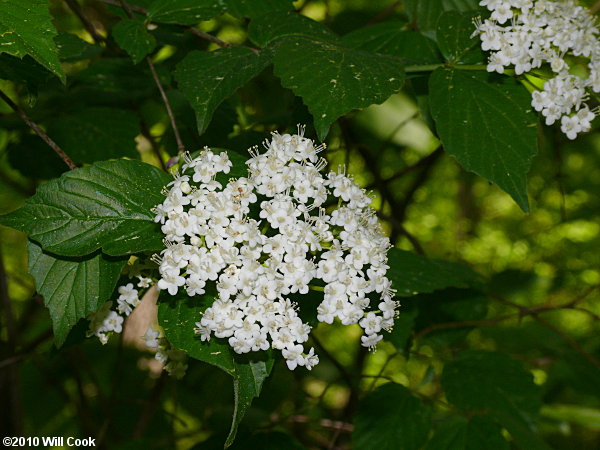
[0,90,77,170]
[132,372,168,438]
[140,119,167,171]
[311,334,354,388]
[188,28,231,48]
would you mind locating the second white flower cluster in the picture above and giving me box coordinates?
[153,129,398,370]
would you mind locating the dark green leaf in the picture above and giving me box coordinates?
[54,32,102,62]
[224,0,295,18]
[342,23,442,65]
[112,19,156,64]
[413,288,488,345]
[404,0,482,36]
[442,350,550,450]
[158,293,274,448]
[436,11,484,64]
[0,160,171,257]
[147,0,226,26]
[425,415,509,450]
[175,47,271,135]
[248,11,338,47]
[28,241,126,347]
[48,107,140,164]
[429,68,538,212]
[387,248,481,297]
[353,383,432,450]
[272,36,406,140]
[0,54,53,91]
[7,134,67,179]
[0,0,65,81]
[388,306,418,351]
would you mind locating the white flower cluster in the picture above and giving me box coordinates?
[473,0,599,139]
[87,276,149,344]
[144,327,188,379]
[153,130,398,370]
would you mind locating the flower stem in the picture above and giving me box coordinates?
[405,63,488,73]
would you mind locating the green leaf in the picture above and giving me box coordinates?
[425,415,509,450]
[224,0,295,18]
[54,32,102,62]
[436,11,484,64]
[248,11,338,47]
[353,383,432,450]
[0,160,171,257]
[429,68,538,212]
[112,19,156,64]
[175,47,271,135]
[404,0,482,36]
[342,23,442,65]
[413,288,488,345]
[147,0,226,26]
[272,36,406,140]
[0,0,65,82]
[28,241,126,348]
[48,107,140,164]
[442,350,550,450]
[387,248,481,297]
[158,293,274,448]
[388,306,418,351]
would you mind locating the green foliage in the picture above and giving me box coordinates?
[273,36,406,139]
[0,160,171,256]
[0,0,64,81]
[429,68,539,211]
[0,1,598,449]
[112,19,157,64]
[353,383,432,450]
[28,241,126,347]
[175,47,271,135]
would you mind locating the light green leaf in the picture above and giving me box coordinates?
[0,0,64,81]
[158,293,274,448]
[175,47,271,135]
[0,160,171,257]
[429,68,538,212]
[28,241,126,348]
[442,350,550,450]
[342,22,442,65]
[224,0,295,18]
[272,36,406,140]
[112,19,156,64]
[48,107,140,164]
[425,415,509,450]
[147,0,226,25]
[353,383,432,450]
[387,248,481,297]
[436,11,484,64]
[248,11,338,47]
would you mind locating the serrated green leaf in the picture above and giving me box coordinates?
[442,350,550,450]
[54,32,102,62]
[353,383,432,450]
[112,19,156,64]
[429,68,538,212]
[342,23,442,65]
[158,293,274,448]
[0,0,65,82]
[224,0,294,18]
[248,11,338,47]
[175,47,271,135]
[425,415,509,450]
[0,160,171,257]
[387,248,481,297]
[147,0,226,26]
[272,36,406,140]
[436,11,484,64]
[404,0,482,36]
[28,241,126,348]
[48,107,140,164]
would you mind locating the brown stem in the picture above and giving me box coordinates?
[188,28,231,48]
[0,90,77,170]
[140,119,167,171]
[132,373,168,438]
[146,57,186,153]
